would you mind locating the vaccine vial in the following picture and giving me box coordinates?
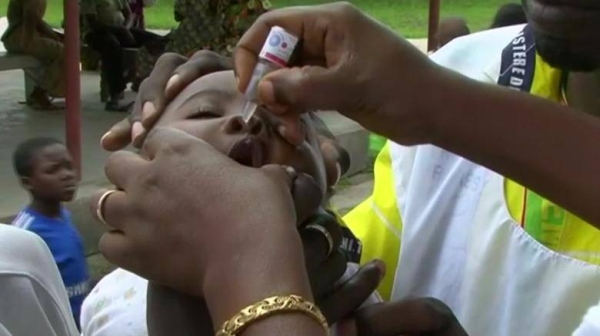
[242,26,299,123]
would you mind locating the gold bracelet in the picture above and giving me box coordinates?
[216,294,329,336]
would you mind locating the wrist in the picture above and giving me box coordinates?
[374,46,446,146]
[203,222,313,329]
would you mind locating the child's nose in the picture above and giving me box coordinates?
[223,115,264,136]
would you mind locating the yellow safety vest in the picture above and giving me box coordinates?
[345,26,600,301]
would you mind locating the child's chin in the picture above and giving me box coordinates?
[61,190,77,202]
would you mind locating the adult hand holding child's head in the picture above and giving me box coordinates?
[101,50,233,151]
[91,127,319,326]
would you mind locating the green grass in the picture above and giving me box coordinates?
[1,0,519,38]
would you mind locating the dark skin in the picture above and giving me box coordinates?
[97,1,600,334]
[22,144,78,218]
[91,128,332,336]
[145,70,382,334]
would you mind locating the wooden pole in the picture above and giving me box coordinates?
[427,0,441,52]
[64,0,82,174]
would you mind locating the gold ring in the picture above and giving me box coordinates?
[96,190,117,226]
[305,224,334,257]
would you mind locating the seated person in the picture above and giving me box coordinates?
[437,17,470,50]
[81,0,161,111]
[1,0,64,109]
[81,69,380,335]
[134,0,268,87]
[127,0,150,30]
[11,138,90,328]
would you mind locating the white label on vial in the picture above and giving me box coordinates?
[259,26,299,68]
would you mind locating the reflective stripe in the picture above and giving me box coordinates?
[369,200,401,239]
[345,143,402,300]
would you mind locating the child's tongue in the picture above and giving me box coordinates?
[228,137,265,168]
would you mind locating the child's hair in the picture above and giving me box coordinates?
[490,3,527,29]
[13,137,63,178]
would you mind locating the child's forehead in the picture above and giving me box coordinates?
[32,144,70,164]
[172,71,238,105]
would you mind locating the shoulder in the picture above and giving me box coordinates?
[61,207,73,222]
[0,224,80,335]
[0,224,54,275]
[430,24,526,81]
[11,209,36,230]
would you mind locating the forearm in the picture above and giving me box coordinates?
[203,229,326,336]
[423,66,600,226]
[147,283,214,336]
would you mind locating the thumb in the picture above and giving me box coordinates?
[260,165,322,224]
[259,66,346,113]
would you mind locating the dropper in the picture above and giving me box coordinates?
[241,26,299,123]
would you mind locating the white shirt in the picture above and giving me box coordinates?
[384,25,600,336]
[573,301,600,336]
[0,224,79,336]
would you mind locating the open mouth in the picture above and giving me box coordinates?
[228,136,267,168]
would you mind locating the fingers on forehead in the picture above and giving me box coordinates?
[135,53,187,119]
[150,53,188,84]
[166,51,233,100]
[105,151,148,189]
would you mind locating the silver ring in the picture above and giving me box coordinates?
[305,224,334,257]
[96,190,118,226]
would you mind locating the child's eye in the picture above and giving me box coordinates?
[188,107,221,120]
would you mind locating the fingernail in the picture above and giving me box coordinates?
[371,259,387,278]
[258,79,276,104]
[166,74,180,92]
[285,166,297,177]
[100,131,111,145]
[142,102,156,121]
[132,122,145,143]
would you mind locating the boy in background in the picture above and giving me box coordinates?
[12,138,90,328]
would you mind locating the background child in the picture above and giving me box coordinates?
[12,137,90,328]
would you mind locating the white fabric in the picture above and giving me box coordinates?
[0,17,7,52]
[81,263,380,336]
[573,300,600,336]
[388,25,600,336]
[0,224,79,336]
[80,268,148,336]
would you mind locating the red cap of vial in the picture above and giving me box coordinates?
[259,26,299,68]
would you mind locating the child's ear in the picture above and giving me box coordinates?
[20,176,34,191]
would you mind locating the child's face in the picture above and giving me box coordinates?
[24,144,78,202]
[154,70,328,194]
